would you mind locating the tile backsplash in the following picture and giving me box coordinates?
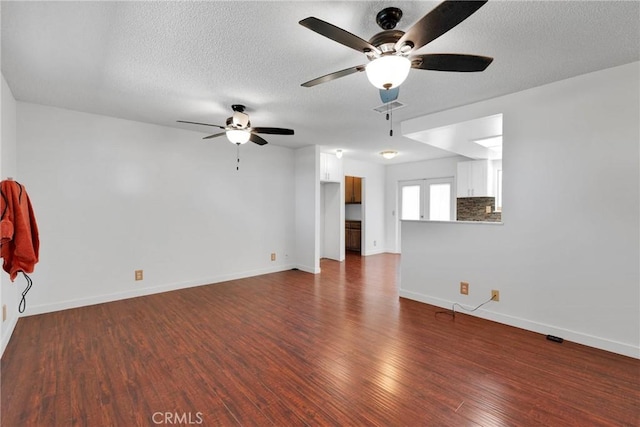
[457,197,502,222]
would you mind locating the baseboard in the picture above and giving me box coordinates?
[362,248,387,256]
[23,264,297,317]
[399,289,640,360]
[1,313,19,356]
[295,264,321,274]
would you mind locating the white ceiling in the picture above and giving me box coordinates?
[2,1,638,164]
[405,113,503,160]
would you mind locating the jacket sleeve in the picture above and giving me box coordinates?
[1,181,40,281]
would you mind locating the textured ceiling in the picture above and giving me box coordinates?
[2,1,639,164]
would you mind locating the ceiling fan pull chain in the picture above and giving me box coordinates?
[236,143,240,171]
[389,103,394,137]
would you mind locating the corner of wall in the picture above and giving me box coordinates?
[1,72,20,357]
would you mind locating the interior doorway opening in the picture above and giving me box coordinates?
[345,175,363,255]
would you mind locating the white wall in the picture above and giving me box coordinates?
[16,102,297,314]
[320,182,342,261]
[344,158,386,255]
[294,145,320,273]
[398,62,640,358]
[1,74,20,354]
[344,204,361,221]
[1,76,17,177]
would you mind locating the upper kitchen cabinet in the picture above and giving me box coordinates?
[457,160,494,197]
[320,152,342,183]
[345,176,362,204]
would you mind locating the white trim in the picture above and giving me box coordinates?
[23,264,297,317]
[362,248,388,256]
[1,314,19,356]
[295,264,321,274]
[399,289,640,359]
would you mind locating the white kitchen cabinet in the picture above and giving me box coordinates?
[456,160,494,197]
[320,152,342,182]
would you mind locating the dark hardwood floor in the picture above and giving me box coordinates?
[2,253,639,426]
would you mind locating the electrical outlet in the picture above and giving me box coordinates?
[135,270,143,281]
[271,253,276,261]
[486,206,492,214]
[491,289,500,302]
[460,281,469,295]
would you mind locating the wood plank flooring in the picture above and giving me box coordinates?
[2,253,639,426]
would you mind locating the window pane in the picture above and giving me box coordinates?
[429,183,451,221]
[401,185,421,220]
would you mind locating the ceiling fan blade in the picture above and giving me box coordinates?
[203,132,227,140]
[249,133,268,146]
[300,17,380,55]
[302,65,366,87]
[252,127,294,135]
[411,53,493,72]
[395,1,488,52]
[177,120,225,129]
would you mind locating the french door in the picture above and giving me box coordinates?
[399,178,455,221]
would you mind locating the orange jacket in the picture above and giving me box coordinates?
[1,180,39,281]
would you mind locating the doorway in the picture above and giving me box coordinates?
[345,175,363,254]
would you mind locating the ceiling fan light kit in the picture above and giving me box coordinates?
[226,129,251,144]
[178,1,492,166]
[299,1,492,90]
[366,55,411,90]
[178,104,294,147]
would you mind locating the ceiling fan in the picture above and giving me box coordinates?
[177,104,294,146]
[299,0,493,90]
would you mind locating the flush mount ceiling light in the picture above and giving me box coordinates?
[380,150,398,159]
[336,149,343,159]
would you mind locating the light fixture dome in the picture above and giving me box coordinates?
[366,55,411,90]
[227,129,251,144]
[380,150,398,160]
[336,149,343,159]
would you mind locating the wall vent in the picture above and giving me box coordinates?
[373,101,406,113]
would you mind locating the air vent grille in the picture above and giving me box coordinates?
[373,101,406,113]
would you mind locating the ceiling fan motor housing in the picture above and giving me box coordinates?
[369,30,405,56]
[229,104,250,128]
[230,112,250,129]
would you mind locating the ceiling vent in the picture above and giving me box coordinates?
[373,101,406,114]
